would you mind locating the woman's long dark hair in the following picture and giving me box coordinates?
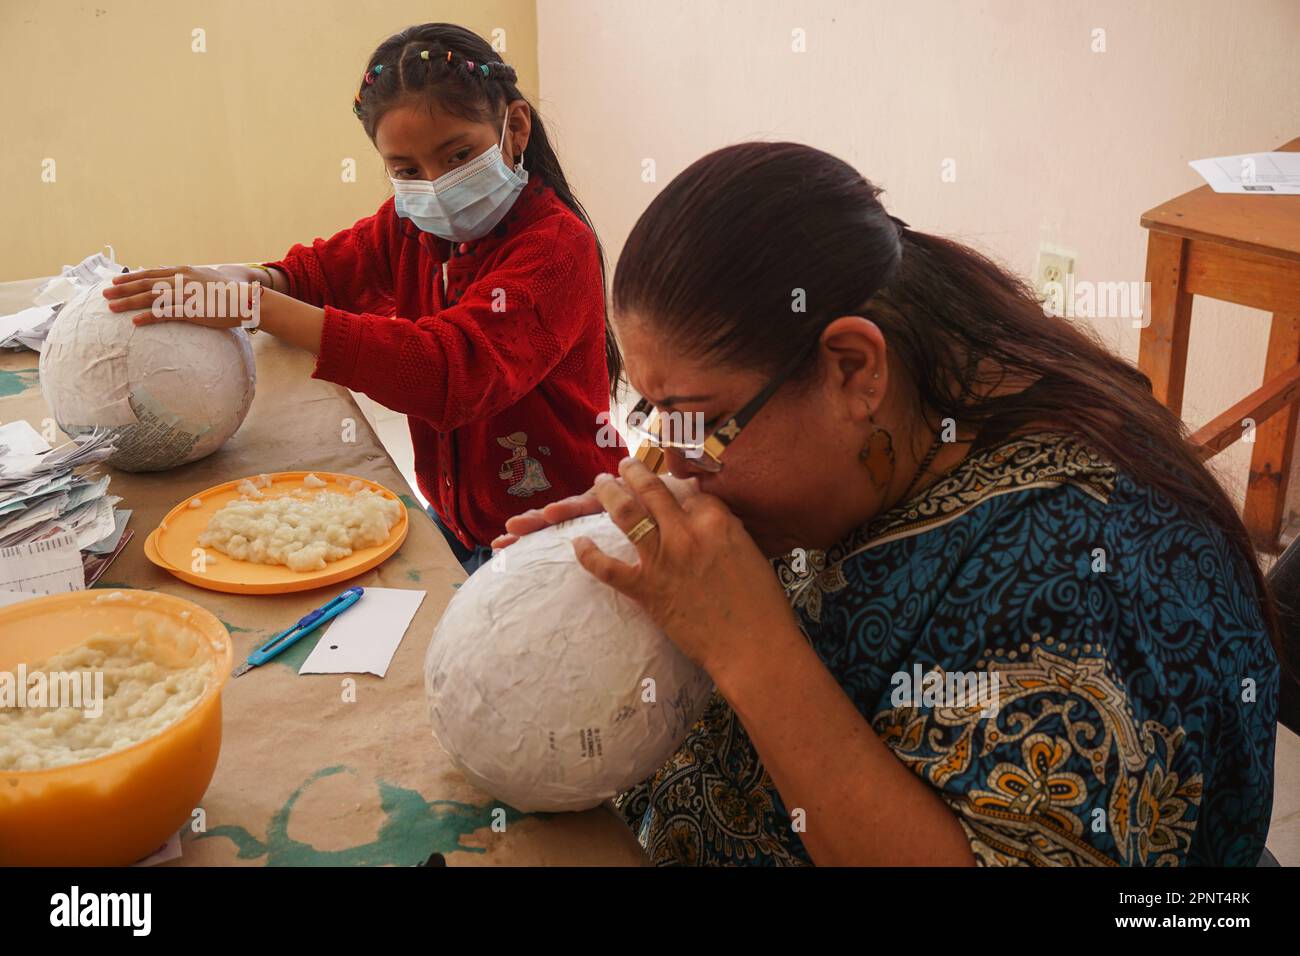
[352,22,622,395]
[613,141,1284,663]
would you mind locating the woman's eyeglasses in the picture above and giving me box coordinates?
[628,341,818,474]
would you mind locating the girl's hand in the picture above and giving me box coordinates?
[491,470,697,549]
[104,266,260,329]
[575,457,798,678]
[492,490,603,549]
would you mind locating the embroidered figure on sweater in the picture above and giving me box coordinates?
[497,432,552,496]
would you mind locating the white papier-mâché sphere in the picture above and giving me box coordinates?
[39,278,255,472]
[424,513,714,812]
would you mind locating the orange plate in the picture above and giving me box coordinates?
[144,471,409,595]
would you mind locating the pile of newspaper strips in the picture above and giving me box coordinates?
[0,421,131,598]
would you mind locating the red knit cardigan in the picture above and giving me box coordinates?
[266,175,621,547]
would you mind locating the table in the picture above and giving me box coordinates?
[1139,136,1300,551]
[0,276,645,866]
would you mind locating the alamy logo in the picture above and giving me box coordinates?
[595,408,707,457]
[49,886,151,936]
[0,666,103,718]
[1041,276,1150,326]
[150,276,260,327]
[890,664,1000,718]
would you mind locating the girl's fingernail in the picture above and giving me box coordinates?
[593,472,612,484]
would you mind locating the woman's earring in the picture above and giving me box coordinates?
[860,416,896,491]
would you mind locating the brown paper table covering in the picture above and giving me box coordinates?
[0,276,644,866]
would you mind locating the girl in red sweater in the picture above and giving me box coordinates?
[104,23,623,572]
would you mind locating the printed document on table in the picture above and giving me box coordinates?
[1189,152,1300,194]
[0,531,85,593]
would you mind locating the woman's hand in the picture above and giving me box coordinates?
[104,265,262,329]
[574,457,800,679]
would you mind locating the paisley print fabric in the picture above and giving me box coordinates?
[614,430,1279,866]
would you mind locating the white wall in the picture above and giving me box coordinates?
[536,0,1300,508]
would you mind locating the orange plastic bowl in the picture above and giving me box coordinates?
[0,589,232,866]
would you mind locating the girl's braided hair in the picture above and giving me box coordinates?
[353,23,622,396]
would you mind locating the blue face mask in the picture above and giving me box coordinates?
[390,111,529,242]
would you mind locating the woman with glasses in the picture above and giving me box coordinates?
[493,142,1281,867]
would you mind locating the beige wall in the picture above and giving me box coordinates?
[0,0,538,279]
[537,0,1300,508]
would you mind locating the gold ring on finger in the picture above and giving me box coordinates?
[626,516,658,544]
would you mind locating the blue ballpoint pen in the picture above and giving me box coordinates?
[231,586,364,677]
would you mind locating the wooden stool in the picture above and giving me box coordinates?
[1139,136,1300,552]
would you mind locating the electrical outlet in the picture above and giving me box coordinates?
[1035,245,1075,314]
[1035,246,1074,291]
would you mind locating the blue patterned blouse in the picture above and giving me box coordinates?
[615,429,1279,865]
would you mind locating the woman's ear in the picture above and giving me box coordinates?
[506,99,532,164]
[820,315,887,421]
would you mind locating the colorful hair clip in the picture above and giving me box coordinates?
[363,70,374,85]
[420,50,430,60]
[373,64,383,74]
[446,50,453,63]
[354,91,362,103]
[479,63,490,77]
[466,60,475,71]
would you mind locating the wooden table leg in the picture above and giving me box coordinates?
[1245,312,1300,551]
[1139,232,1194,417]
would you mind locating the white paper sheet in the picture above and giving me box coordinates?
[0,305,57,350]
[0,530,85,593]
[0,493,69,540]
[0,474,73,514]
[85,507,131,554]
[33,249,123,305]
[0,477,66,509]
[62,473,110,511]
[298,587,426,677]
[67,496,118,550]
[0,428,116,482]
[0,421,51,458]
[1189,151,1300,194]
[1,250,125,349]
